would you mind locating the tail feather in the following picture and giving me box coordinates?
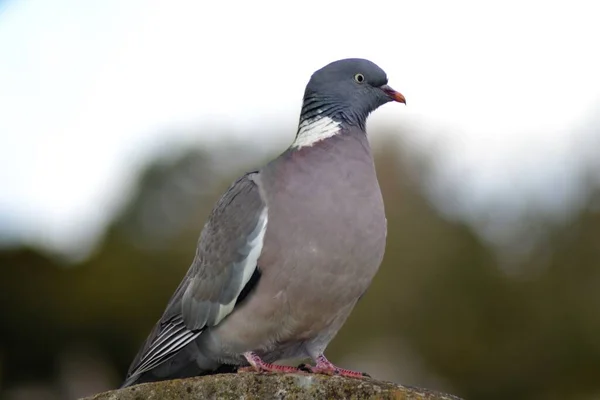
[121,316,201,388]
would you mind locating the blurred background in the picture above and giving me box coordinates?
[1,0,600,399]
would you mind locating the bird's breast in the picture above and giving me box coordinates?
[259,145,387,305]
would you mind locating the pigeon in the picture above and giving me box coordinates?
[122,58,406,388]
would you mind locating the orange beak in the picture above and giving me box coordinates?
[380,84,406,104]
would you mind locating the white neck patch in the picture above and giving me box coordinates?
[291,115,341,149]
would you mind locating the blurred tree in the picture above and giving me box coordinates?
[1,130,599,400]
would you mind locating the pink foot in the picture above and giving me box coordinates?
[240,352,302,374]
[299,354,370,379]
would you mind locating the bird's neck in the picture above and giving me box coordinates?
[290,94,369,150]
[291,114,342,150]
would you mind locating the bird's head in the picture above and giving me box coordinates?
[301,58,405,129]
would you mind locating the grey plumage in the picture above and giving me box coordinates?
[122,58,405,387]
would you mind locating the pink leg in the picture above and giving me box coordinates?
[300,354,369,378]
[239,352,302,374]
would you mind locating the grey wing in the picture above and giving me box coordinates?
[123,172,267,385]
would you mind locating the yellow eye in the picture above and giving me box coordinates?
[354,73,365,83]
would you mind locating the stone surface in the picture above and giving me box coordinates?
[82,372,463,400]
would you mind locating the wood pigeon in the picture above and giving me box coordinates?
[122,58,406,388]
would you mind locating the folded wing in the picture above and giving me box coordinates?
[123,172,267,386]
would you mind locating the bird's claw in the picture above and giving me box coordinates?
[296,362,369,379]
[241,352,303,374]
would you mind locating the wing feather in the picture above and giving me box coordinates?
[123,172,267,386]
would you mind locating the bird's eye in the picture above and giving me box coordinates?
[354,73,365,83]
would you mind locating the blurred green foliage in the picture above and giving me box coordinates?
[1,132,599,400]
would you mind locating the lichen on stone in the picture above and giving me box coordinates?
[82,372,463,400]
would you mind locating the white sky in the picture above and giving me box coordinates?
[1,0,599,254]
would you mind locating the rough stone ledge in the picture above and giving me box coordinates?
[82,372,464,400]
